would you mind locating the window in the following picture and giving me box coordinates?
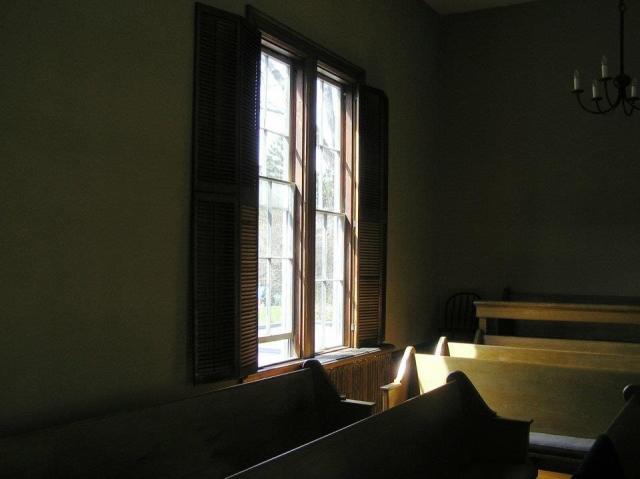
[192,4,388,382]
[314,77,346,352]
[258,51,295,366]
[256,42,356,366]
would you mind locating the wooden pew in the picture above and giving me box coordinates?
[415,343,640,437]
[382,341,640,473]
[0,360,373,479]
[474,301,640,355]
[500,287,640,343]
[230,371,537,479]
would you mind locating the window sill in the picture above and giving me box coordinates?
[244,344,396,383]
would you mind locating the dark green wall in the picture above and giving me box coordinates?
[436,0,640,307]
[0,0,440,434]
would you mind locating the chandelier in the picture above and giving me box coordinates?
[572,0,639,116]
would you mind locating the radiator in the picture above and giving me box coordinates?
[324,350,393,414]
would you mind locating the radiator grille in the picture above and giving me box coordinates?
[324,351,392,414]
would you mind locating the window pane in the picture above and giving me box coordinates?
[315,215,325,280]
[316,147,341,212]
[260,53,267,127]
[259,180,269,257]
[262,131,289,180]
[270,259,283,329]
[258,259,269,336]
[317,79,341,149]
[329,281,344,347]
[314,213,345,351]
[266,57,290,122]
[259,339,293,367]
[315,280,344,351]
[260,53,291,181]
[316,78,342,213]
[268,259,293,335]
[270,182,294,259]
[326,214,344,280]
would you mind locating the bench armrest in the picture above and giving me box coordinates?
[380,382,407,412]
[380,346,419,411]
[332,398,375,427]
[380,382,402,391]
[340,398,375,418]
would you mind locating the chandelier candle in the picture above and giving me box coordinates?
[572,0,639,116]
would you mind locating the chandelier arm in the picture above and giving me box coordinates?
[593,95,619,114]
[623,100,633,116]
[628,99,640,111]
[597,84,624,113]
[575,93,604,115]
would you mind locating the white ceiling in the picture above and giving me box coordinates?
[424,0,538,15]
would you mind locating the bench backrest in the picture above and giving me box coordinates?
[230,381,467,479]
[231,373,534,479]
[0,365,355,479]
[415,352,640,437]
[481,334,640,356]
[448,341,640,370]
[475,300,640,343]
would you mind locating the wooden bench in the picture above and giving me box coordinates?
[499,288,640,341]
[475,300,640,351]
[386,341,640,437]
[0,360,373,479]
[475,299,640,462]
[382,342,640,473]
[230,371,537,479]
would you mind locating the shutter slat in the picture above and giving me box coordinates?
[193,195,236,380]
[193,4,260,383]
[356,86,388,347]
[239,205,258,374]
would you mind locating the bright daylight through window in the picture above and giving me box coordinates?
[315,78,345,352]
[258,48,349,367]
[258,52,295,366]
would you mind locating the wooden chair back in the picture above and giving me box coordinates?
[441,292,481,341]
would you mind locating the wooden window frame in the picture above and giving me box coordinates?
[248,6,364,364]
[258,46,302,363]
[315,72,355,351]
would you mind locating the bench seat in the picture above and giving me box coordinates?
[528,432,594,473]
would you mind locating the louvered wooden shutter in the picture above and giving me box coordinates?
[192,3,260,383]
[356,86,388,347]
